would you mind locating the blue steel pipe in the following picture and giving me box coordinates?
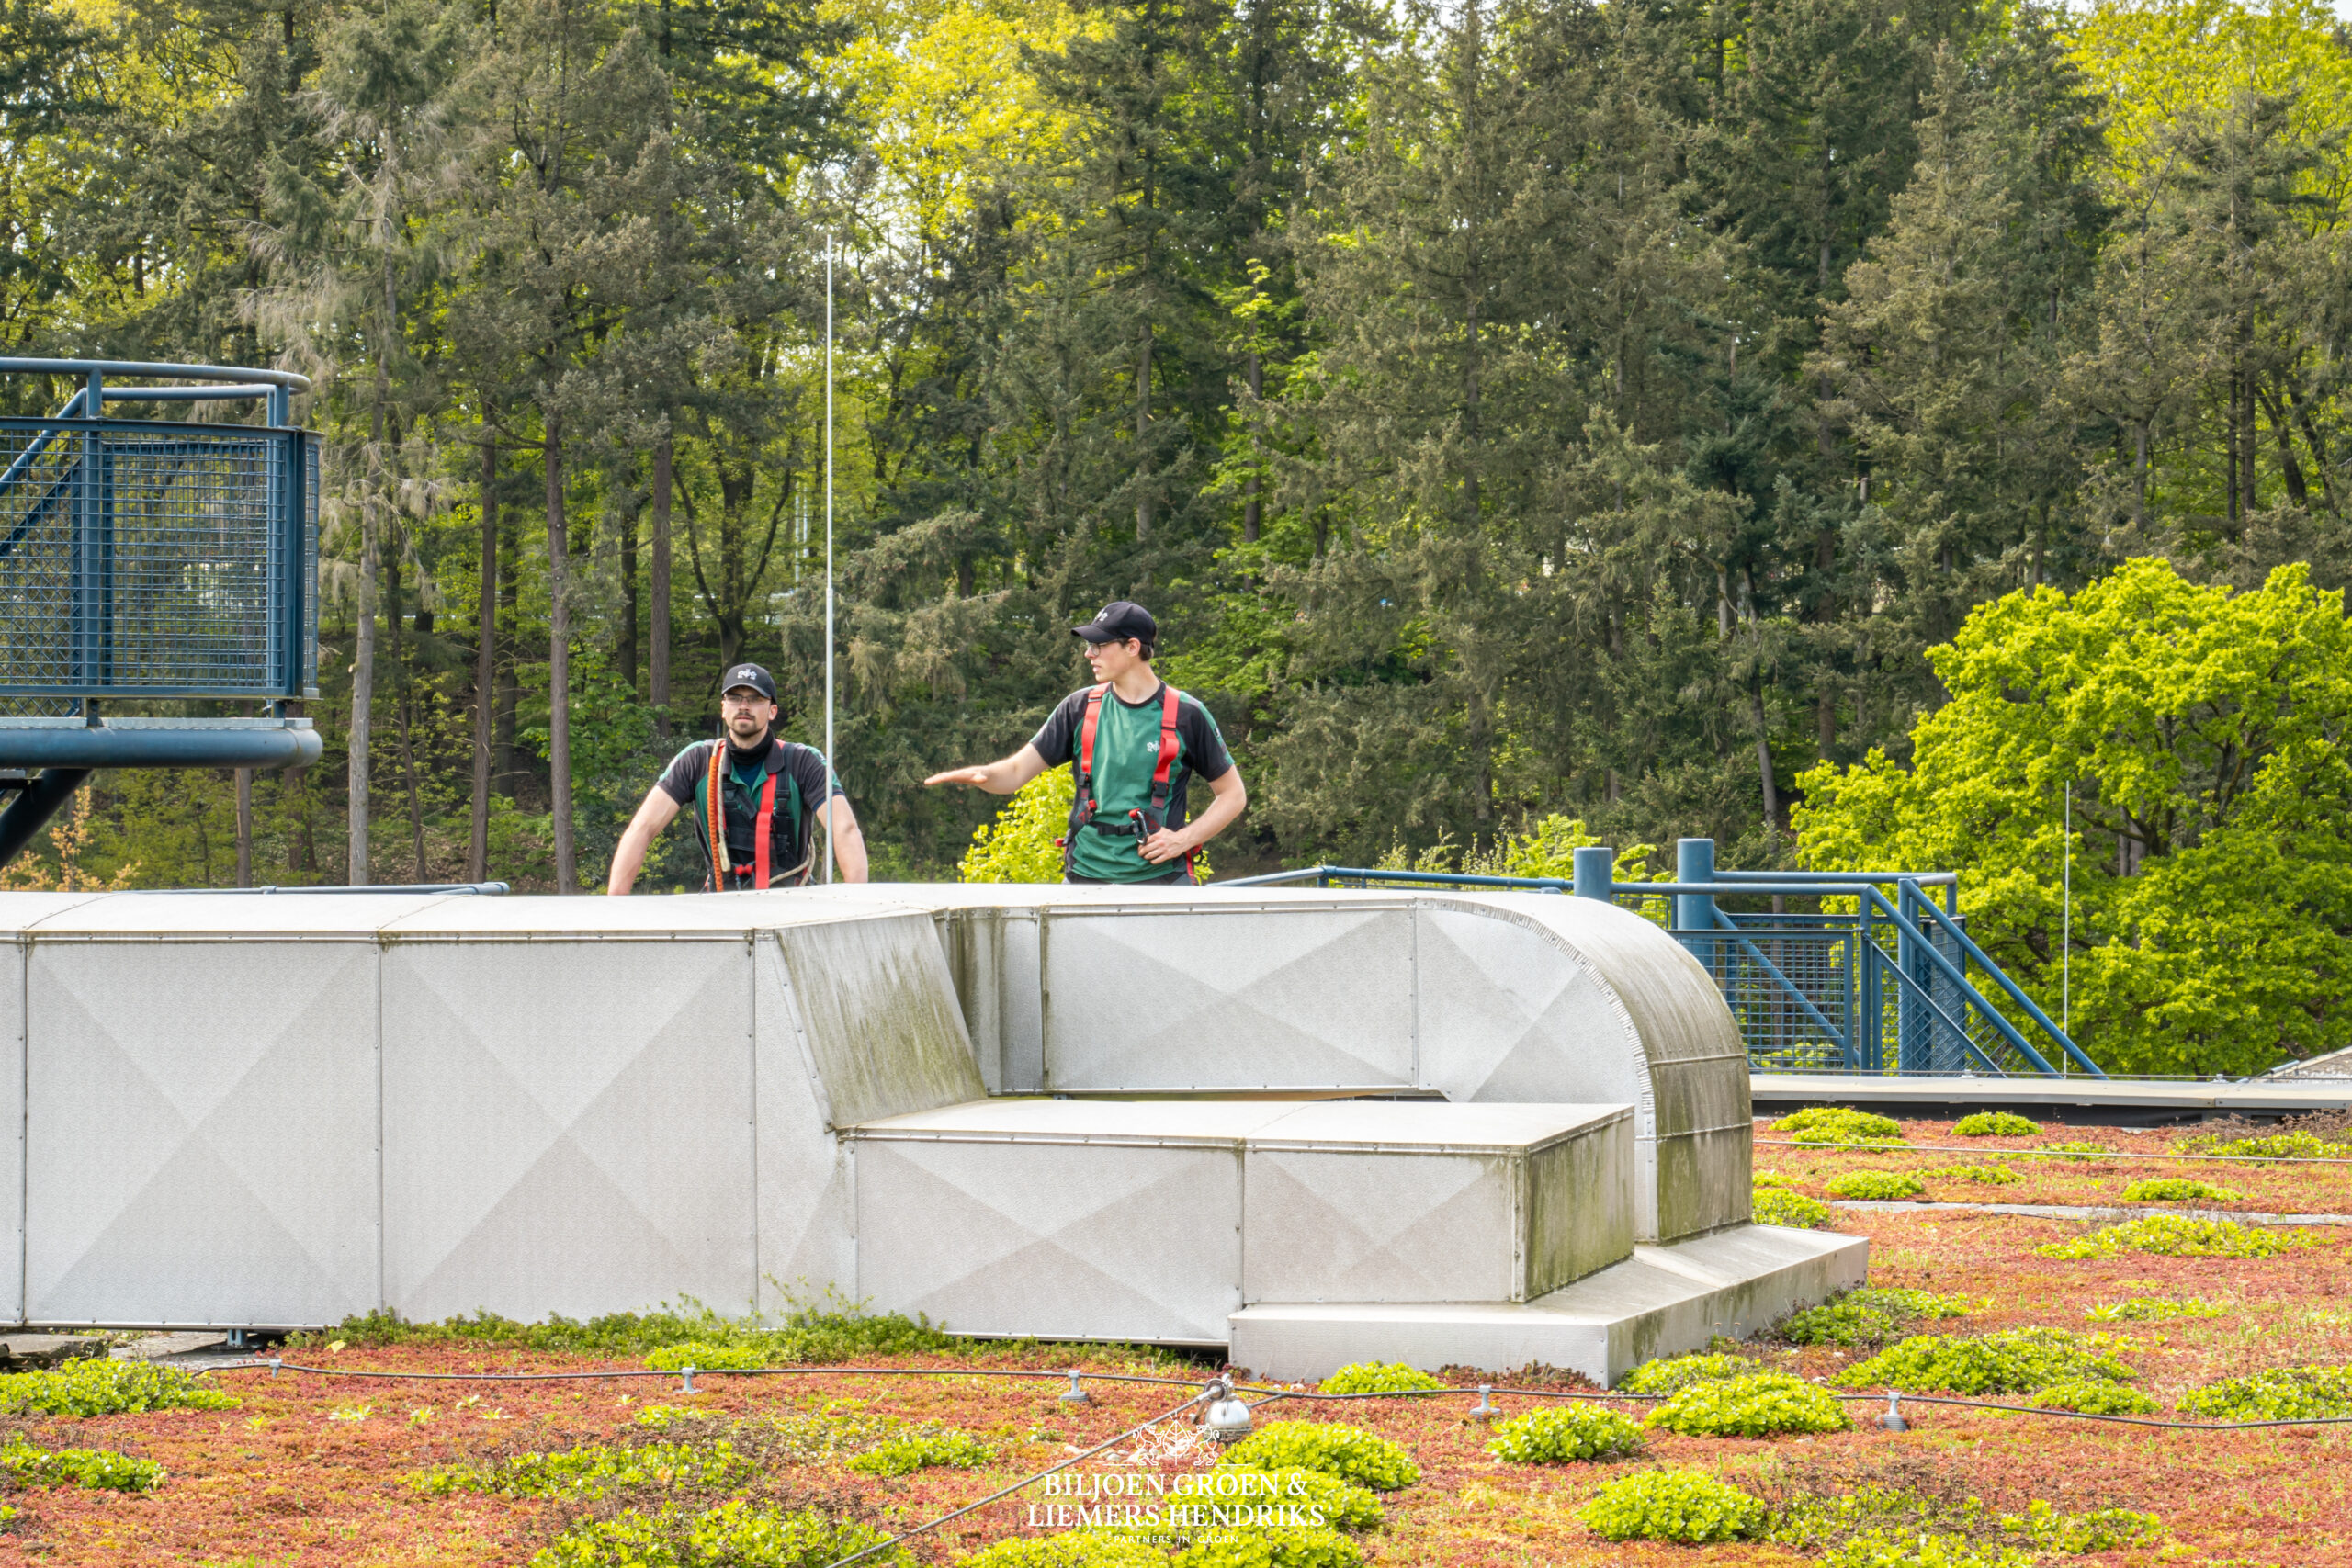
[0,725,322,771]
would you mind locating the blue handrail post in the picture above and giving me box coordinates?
[1676,838,1717,976]
[1571,845,1612,901]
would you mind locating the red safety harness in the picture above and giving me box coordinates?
[703,740,811,890]
[1059,682,1196,881]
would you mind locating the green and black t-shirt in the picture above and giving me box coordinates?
[1030,682,1232,883]
[656,737,841,888]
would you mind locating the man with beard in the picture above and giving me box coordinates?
[606,661,868,892]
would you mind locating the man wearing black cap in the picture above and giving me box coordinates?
[924,601,1246,884]
[606,661,868,892]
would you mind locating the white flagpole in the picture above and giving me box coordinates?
[824,233,836,885]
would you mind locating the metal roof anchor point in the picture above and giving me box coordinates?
[1204,1379,1252,1444]
[1059,1369,1089,1407]
[680,1365,697,1395]
[1470,1383,1500,1421]
[1877,1389,1908,1433]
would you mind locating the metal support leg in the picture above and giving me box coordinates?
[0,767,92,868]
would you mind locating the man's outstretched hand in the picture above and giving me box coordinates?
[924,767,992,788]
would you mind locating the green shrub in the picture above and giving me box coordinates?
[957,1533,1164,1568]
[2039,1141,2114,1161]
[530,1500,899,1567]
[1619,1352,1758,1397]
[1951,1112,2042,1137]
[1777,1109,1906,1146]
[845,1426,996,1477]
[413,1441,752,1498]
[1186,1467,1383,1531]
[1644,1373,1852,1438]
[2000,1501,2164,1552]
[645,1342,770,1371]
[1824,1171,1926,1201]
[1317,1361,1443,1395]
[1577,1468,1766,1543]
[1217,1423,1418,1492]
[2036,1215,2291,1260]
[0,1440,164,1492]
[1753,1170,1795,1189]
[2180,1129,2352,1161]
[1754,1189,1834,1229]
[1167,1526,1361,1568]
[1918,1163,2021,1186]
[2177,1365,2352,1420]
[0,1358,238,1417]
[1484,1406,1645,1463]
[1778,1288,1971,1348]
[1837,1329,2135,1395]
[2121,1178,2244,1202]
[2026,1381,2161,1415]
[2084,1296,2222,1322]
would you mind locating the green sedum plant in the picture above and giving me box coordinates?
[0,1358,238,1417]
[957,1534,1164,1568]
[2036,1215,2292,1260]
[1951,1112,2042,1137]
[2084,1296,2222,1322]
[2180,1129,2352,1161]
[1644,1372,1851,1438]
[645,1342,769,1371]
[1753,1170,1795,1189]
[531,1500,899,1567]
[2178,1365,2352,1420]
[0,1439,164,1492]
[1754,1189,1835,1229]
[1837,1329,2136,1395]
[1778,1288,1970,1348]
[1778,1109,1907,1145]
[413,1441,752,1498]
[1484,1406,1645,1463]
[1165,1526,1361,1568]
[1825,1171,1926,1201]
[1186,1467,1383,1531]
[1317,1362,1443,1395]
[1820,1530,2034,1568]
[2121,1178,2244,1202]
[845,1426,996,1477]
[1619,1353,1758,1397]
[2026,1381,2161,1415]
[2039,1141,2114,1161]
[1577,1468,1766,1542]
[1919,1163,2021,1186]
[1217,1423,1418,1492]
[2000,1501,2164,1551]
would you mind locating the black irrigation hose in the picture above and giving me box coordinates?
[209,1357,2352,1431]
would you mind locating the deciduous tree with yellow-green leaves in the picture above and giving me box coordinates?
[1797,558,2352,1076]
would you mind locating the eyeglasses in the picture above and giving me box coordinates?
[720,692,772,709]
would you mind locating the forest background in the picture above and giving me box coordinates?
[1,0,2348,1072]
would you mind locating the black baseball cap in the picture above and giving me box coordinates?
[1072,601,1158,647]
[720,662,778,703]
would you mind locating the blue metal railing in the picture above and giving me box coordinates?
[0,359,317,700]
[1224,839,2102,1079]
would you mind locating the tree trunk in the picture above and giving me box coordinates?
[469,439,497,881]
[651,436,673,740]
[1133,328,1155,542]
[386,532,426,881]
[546,419,576,892]
[234,768,253,887]
[1242,350,1262,544]
[496,500,518,781]
[620,484,639,693]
